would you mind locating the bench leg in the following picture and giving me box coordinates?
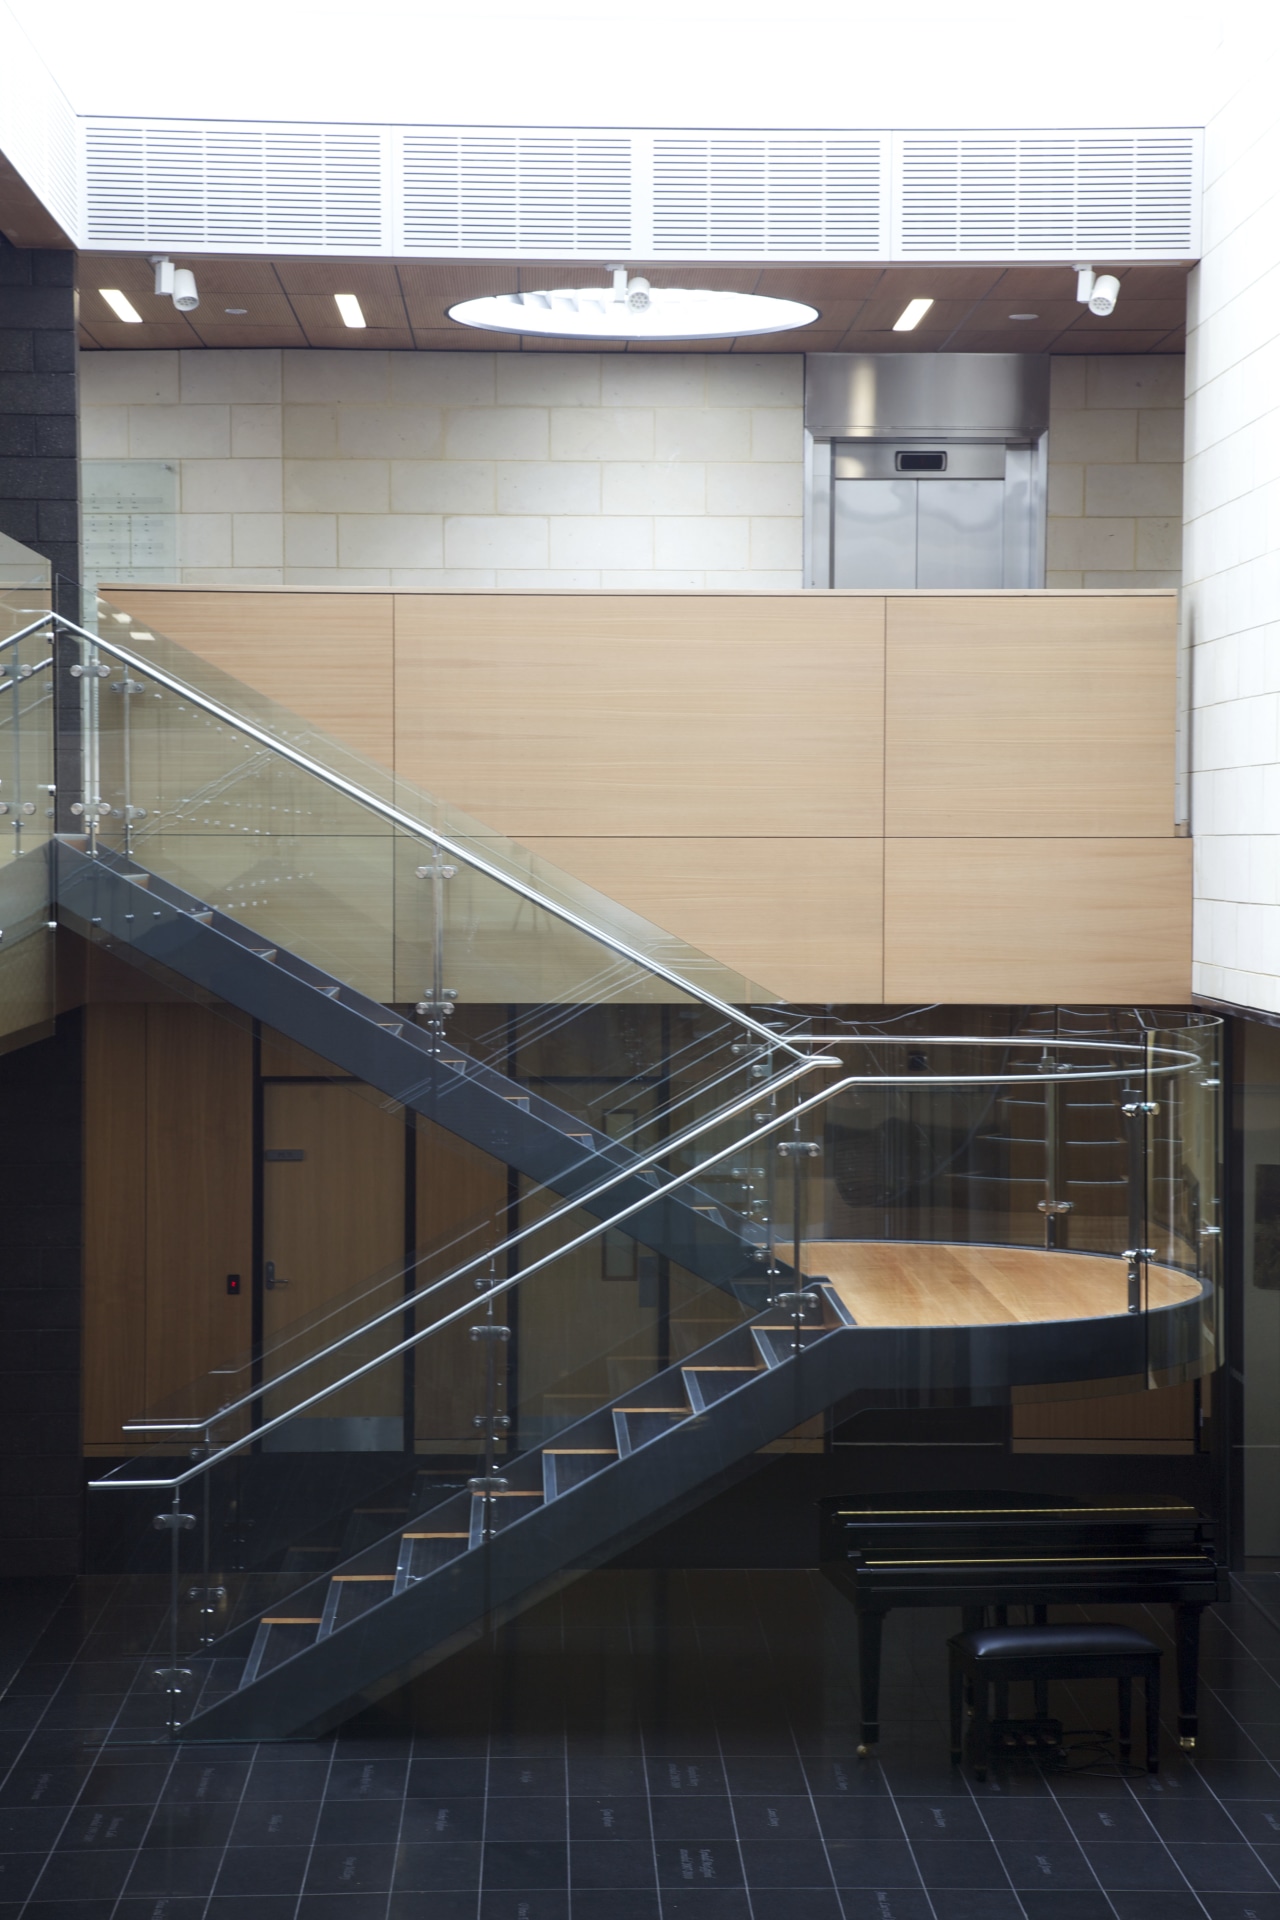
[857,1610,884,1754]
[949,1649,964,1763]
[1174,1603,1200,1750]
[1117,1676,1132,1756]
[970,1673,989,1782]
[1147,1660,1161,1774]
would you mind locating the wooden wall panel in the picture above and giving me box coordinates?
[884,838,1192,1004]
[99,586,1190,1005]
[144,1005,253,1413]
[82,1004,147,1448]
[1012,1380,1196,1454]
[519,836,884,1004]
[106,588,395,766]
[392,593,886,838]
[885,594,1176,837]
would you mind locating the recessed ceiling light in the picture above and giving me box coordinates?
[1009,312,1040,320]
[225,307,249,315]
[99,289,142,324]
[334,293,366,328]
[892,297,934,332]
[449,272,818,341]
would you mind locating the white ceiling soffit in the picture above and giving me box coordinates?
[80,121,1203,261]
[0,10,80,239]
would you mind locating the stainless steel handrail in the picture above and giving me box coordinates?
[122,1049,837,1435]
[114,1036,1203,1439]
[43,612,809,1062]
[91,1035,1210,1493]
[92,1071,867,1491]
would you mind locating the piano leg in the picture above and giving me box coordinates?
[857,1608,885,1753]
[1174,1603,1202,1749]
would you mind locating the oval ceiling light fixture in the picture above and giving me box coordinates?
[449,265,817,342]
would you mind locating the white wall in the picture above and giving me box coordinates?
[1184,11,1280,1016]
[81,345,1186,596]
[79,350,805,590]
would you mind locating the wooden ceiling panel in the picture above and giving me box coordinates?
[847,298,978,338]
[296,325,416,349]
[82,320,202,349]
[754,266,884,301]
[1050,331,1174,354]
[70,254,1192,356]
[289,289,410,334]
[272,258,404,299]
[410,326,520,351]
[186,324,307,348]
[78,253,282,294]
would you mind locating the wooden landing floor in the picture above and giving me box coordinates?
[805,1242,1201,1329]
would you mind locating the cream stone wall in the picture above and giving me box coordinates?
[79,349,805,590]
[80,346,1185,592]
[1045,354,1186,589]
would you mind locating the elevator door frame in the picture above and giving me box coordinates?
[804,428,1048,590]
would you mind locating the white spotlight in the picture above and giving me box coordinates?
[334,293,367,328]
[150,256,199,312]
[1075,264,1120,317]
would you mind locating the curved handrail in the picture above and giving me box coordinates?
[90,1036,1209,1494]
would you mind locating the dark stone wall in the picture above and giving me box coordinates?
[0,1012,83,1574]
[0,237,78,611]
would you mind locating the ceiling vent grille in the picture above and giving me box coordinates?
[83,122,386,251]
[895,131,1198,258]
[651,135,885,257]
[399,132,631,254]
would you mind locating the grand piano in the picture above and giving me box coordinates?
[820,1490,1228,1753]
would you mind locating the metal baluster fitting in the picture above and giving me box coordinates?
[776,1132,822,1349]
[468,1275,511,1536]
[152,1496,196,1730]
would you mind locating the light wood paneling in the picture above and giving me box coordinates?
[144,1006,253,1412]
[392,593,885,838]
[884,838,1192,1003]
[1012,1380,1196,1454]
[519,836,884,1004]
[82,1005,148,1448]
[105,589,395,766]
[885,594,1177,837]
[414,1119,507,1451]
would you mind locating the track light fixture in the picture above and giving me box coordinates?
[1075,264,1120,317]
[150,256,200,312]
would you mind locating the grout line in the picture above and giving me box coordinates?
[289,1727,338,1920]
[764,1568,849,1920]
[198,1732,260,1920]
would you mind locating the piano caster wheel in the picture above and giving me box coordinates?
[1179,1735,1197,1751]
[856,1742,876,1758]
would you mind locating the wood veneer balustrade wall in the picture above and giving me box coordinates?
[103,586,1190,1007]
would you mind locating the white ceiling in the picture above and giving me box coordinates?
[6,0,1218,132]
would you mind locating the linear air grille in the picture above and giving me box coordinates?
[83,122,385,251]
[400,132,631,254]
[651,135,885,257]
[895,131,1198,258]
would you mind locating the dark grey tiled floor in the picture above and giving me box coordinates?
[6,1568,1280,1917]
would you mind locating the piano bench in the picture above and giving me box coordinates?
[948,1624,1161,1779]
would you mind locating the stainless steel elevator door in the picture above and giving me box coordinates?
[832,479,917,588]
[915,481,1004,588]
[829,441,1014,589]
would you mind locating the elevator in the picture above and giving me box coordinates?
[805,353,1050,590]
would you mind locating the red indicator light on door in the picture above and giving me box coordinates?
[226,1273,242,1295]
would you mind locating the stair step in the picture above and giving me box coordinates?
[242,1617,321,1685]
[505,1095,531,1111]
[318,1572,396,1639]
[467,1489,542,1548]
[395,1530,470,1593]
[543,1447,617,1500]
[682,1364,764,1414]
[612,1406,689,1456]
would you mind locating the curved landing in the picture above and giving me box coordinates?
[805,1241,1202,1329]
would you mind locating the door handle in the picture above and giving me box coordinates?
[265,1260,291,1289]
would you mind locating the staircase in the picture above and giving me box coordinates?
[176,1283,858,1741]
[55,838,802,1296]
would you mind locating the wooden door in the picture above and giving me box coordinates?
[262,1081,406,1444]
